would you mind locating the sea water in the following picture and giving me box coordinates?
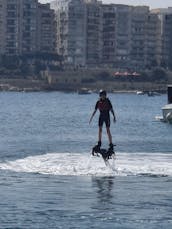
[0,92,172,228]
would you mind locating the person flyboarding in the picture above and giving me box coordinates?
[89,90,116,154]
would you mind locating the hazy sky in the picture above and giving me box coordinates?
[39,0,172,9]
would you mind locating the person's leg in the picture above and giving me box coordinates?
[93,126,101,154]
[106,126,112,144]
[98,126,102,143]
[97,116,103,147]
[105,117,112,145]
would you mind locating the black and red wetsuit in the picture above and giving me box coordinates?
[95,98,113,127]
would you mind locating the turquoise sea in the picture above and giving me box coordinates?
[0,92,172,228]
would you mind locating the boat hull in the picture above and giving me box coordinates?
[162,104,172,123]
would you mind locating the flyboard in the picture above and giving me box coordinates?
[91,144,116,171]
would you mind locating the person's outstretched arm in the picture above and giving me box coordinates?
[108,99,116,122]
[110,108,116,122]
[89,109,97,124]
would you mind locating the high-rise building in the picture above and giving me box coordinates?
[115,5,132,69]
[0,0,21,55]
[144,12,161,69]
[51,0,87,67]
[152,8,172,69]
[85,0,102,66]
[0,0,7,55]
[130,6,150,70]
[0,0,56,56]
[51,1,162,69]
[101,4,116,67]
[1,0,171,70]
[162,14,172,69]
[51,0,104,67]
[129,6,161,70]
[102,5,161,70]
[37,3,57,53]
[101,4,132,68]
[20,0,38,54]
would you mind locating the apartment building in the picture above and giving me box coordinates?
[51,0,87,67]
[115,5,132,69]
[162,14,172,69]
[86,0,102,66]
[51,0,103,67]
[1,0,171,71]
[101,4,116,67]
[144,13,161,69]
[1,0,38,55]
[0,1,5,54]
[51,0,163,70]
[101,5,159,70]
[152,8,172,69]
[20,0,38,54]
[128,6,161,70]
[37,3,57,53]
[130,6,149,70]
[101,4,132,68]
[0,0,20,55]
[0,0,56,56]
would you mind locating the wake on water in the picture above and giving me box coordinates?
[0,152,172,177]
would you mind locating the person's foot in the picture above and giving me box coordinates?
[109,143,114,150]
[92,141,101,156]
[97,141,101,147]
[95,141,101,151]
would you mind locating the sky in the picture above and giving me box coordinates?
[39,0,172,9]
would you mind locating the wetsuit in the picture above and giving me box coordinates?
[95,98,113,127]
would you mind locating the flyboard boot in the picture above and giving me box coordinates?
[106,143,116,159]
[92,141,101,156]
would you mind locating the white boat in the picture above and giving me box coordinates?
[161,85,172,123]
[162,104,172,123]
[78,88,92,95]
[136,90,144,95]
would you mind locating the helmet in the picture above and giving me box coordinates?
[99,90,107,97]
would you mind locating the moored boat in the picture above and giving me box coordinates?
[78,88,92,95]
[162,85,172,123]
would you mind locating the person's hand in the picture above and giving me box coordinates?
[113,117,116,123]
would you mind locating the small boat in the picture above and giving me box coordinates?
[162,104,172,123]
[162,85,172,123]
[136,90,144,95]
[78,88,92,95]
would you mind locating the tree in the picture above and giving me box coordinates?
[151,68,168,82]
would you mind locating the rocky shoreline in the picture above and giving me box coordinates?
[0,67,172,93]
[0,79,47,92]
[0,78,168,94]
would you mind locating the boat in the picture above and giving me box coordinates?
[136,90,144,95]
[78,88,92,95]
[162,85,172,123]
[162,104,172,123]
